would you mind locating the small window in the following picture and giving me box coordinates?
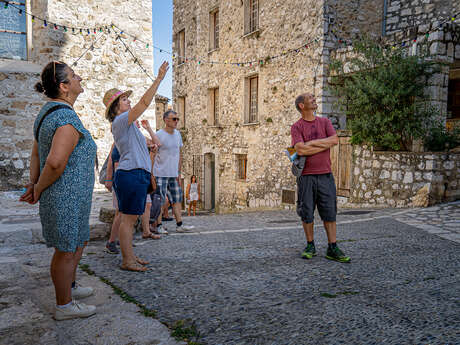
[236,154,247,180]
[244,75,258,123]
[208,87,219,125]
[176,29,185,64]
[0,1,27,60]
[244,0,259,34]
[209,9,219,50]
[281,190,296,204]
[447,70,460,120]
[177,96,186,129]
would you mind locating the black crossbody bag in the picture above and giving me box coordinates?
[34,104,73,142]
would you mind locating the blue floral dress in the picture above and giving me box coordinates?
[34,101,97,252]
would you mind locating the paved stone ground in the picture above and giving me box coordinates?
[81,198,459,345]
[1,191,459,344]
[0,191,185,345]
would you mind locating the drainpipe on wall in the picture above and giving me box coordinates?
[382,0,388,36]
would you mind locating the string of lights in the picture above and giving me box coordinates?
[1,0,459,67]
[330,10,460,48]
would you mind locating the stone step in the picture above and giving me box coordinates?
[0,219,110,247]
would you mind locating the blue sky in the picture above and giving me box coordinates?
[152,0,173,101]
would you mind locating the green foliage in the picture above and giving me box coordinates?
[424,121,460,151]
[329,36,440,151]
[170,320,202,344]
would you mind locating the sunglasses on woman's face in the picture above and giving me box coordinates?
[170,117,179,121]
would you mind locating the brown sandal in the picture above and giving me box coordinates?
[142,233,161,240]
[135,257,149,265]
[120,262,148,272]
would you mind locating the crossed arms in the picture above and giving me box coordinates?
[294,134,339,156]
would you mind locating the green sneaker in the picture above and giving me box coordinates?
[325,245,351,263]
[301,243,317,259]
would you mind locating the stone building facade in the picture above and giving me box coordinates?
[172,0,459,212]
[0,0,155,190]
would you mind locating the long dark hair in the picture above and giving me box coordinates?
[191,175,197,183]
[106,97,121,122]
[34,61,69,98]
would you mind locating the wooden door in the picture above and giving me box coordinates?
[331,134,352,197]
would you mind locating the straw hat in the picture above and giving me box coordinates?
[103,88,132,119]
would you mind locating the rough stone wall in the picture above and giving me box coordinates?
[0,71,42,190]
[385,0,458,35]
[326,0,385,40]
[329,22,460,124]
[173,0,327,212]
[0,0,154,190]
[350,147,460,207]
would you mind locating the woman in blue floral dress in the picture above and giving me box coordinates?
[20,61,97,320]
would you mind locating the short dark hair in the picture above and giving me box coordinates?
[163,110,177,120]
[35,61,69,98]
[295,94,306,112]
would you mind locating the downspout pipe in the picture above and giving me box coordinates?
[382,0,388,36]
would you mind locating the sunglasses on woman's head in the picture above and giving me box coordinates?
[53,61,65,82]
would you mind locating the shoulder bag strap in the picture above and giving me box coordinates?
[34,104,73,142]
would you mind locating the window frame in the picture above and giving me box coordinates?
[244,0,259,35]
[209,8,219,51]
[243,75,259,124]
[208,87,219,126]
[176,96,186,129]
[176,29,185,65]
[236,154,248,180]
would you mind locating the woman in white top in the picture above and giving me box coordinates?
[186,175,200,216]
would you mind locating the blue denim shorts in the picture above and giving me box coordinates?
[114,169,151,215]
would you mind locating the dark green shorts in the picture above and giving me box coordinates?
[296,173,337,223]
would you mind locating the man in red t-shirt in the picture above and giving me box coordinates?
[291,93,350,263]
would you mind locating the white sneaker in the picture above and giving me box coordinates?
[176,225,193,233]
[156,224,168,235]
[54,300,96,320]
[71,284,94,299]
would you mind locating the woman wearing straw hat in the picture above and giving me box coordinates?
[103,61,168,272]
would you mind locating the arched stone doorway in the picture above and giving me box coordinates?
[204,153,215,211]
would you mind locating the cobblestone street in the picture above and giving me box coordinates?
[1,192,459,344]
[83,197,459,345]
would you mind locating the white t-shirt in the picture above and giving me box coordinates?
[112,111,151,173]
[153,129,183,177]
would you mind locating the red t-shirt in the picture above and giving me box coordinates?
[290,117,336,175]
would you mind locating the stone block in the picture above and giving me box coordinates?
[403,172,413,183]
[99,207,115,224]
[392,170,402,181]
[430,42,446,56]
[372,160,381,169]
[380,170,390,179]
[11,101,27,110]
[423,172,433,180]
[401,8,412,16]
[443,161,454,170]
[425,160,434,170]
[412,183,430,207]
